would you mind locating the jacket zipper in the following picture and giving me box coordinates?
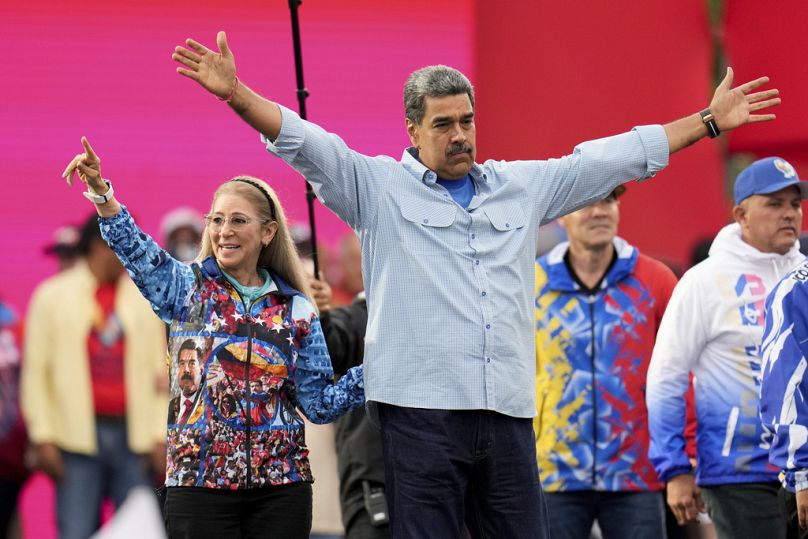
[241,296,254,489]
[588,294,597,488]
[242,289,275,489]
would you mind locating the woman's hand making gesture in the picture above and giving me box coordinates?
[62,136,120,217]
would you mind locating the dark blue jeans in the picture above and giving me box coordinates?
[544,490,666,539]
[57,418,152,539]
[376,404,548,538]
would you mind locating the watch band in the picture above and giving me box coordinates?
[82,179,114,204]
[699,109,721,138]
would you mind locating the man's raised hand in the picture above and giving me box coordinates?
[173,31,237,99]
[710,67,781,131]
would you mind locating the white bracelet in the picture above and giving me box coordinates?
[83,179,114,204]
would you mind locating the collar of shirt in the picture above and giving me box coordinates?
[402,147,487,188]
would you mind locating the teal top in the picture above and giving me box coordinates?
[223,267,273,308]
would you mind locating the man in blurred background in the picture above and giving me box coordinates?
[160,207,204,263]
[21,214,167,539]
[43,224,80,273]
[534,187,678,538]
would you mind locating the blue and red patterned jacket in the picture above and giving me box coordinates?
[101,207,364,489]
[534,237,677,492]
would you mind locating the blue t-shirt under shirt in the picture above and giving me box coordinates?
[437,174,475,209]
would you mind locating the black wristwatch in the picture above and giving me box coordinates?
[699,109,721,138]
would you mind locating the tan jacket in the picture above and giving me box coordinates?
[22,261,167,454]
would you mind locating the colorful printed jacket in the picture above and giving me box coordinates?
[760,258,808,493]
[101,207,364,489]
[647,223,803,486]
[535,237,676,492]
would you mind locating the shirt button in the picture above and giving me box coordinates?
[505,223,510,228]
[485,324,490,329]
[471,233,476,239]
[481,291,486,297]
[475,260,479,265]
[486,357,491,363]
[423,218,429,224]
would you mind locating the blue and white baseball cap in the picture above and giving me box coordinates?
[734,157,808,204]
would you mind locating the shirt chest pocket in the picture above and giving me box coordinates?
[482,204,527,232]
[475,203,529,259]
[398,195,458,254]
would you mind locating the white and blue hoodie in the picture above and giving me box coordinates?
[647,223,803,485]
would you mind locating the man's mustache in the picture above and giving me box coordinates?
[180,373,195,382]
[446,143,472,157]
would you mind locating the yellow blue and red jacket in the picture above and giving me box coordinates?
[534,238,676,492]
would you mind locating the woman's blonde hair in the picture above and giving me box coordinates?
[196,176,314,306]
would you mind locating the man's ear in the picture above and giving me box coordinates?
[406,118,418,147]
[732,203,747,226]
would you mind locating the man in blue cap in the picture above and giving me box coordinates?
[647,157,807,539]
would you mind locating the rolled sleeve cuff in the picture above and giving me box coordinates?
[631,124,669,182]
[785,470,808,493]
[659,464,694,483]
[261,104,306,160]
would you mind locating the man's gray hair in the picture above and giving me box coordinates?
[404,65,475,125]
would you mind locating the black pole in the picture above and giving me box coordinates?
[288,0,320,278]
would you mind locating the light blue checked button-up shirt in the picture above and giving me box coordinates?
[264,105,668,418]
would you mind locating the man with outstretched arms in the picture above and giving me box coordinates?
[173,31,780,538]
[647,157,808,539]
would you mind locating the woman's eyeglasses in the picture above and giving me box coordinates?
[204,215,269,232]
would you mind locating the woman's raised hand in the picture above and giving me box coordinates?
[173,31,237,99]
[62,137,120,216]
[62,136,105,193]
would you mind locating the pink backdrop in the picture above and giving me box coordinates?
[0,0,474,318]
[3,1,473,537]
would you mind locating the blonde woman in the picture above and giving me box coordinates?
[62,137,364,539]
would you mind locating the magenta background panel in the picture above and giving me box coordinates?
[0,0,474,317]
[4,2,472,537]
